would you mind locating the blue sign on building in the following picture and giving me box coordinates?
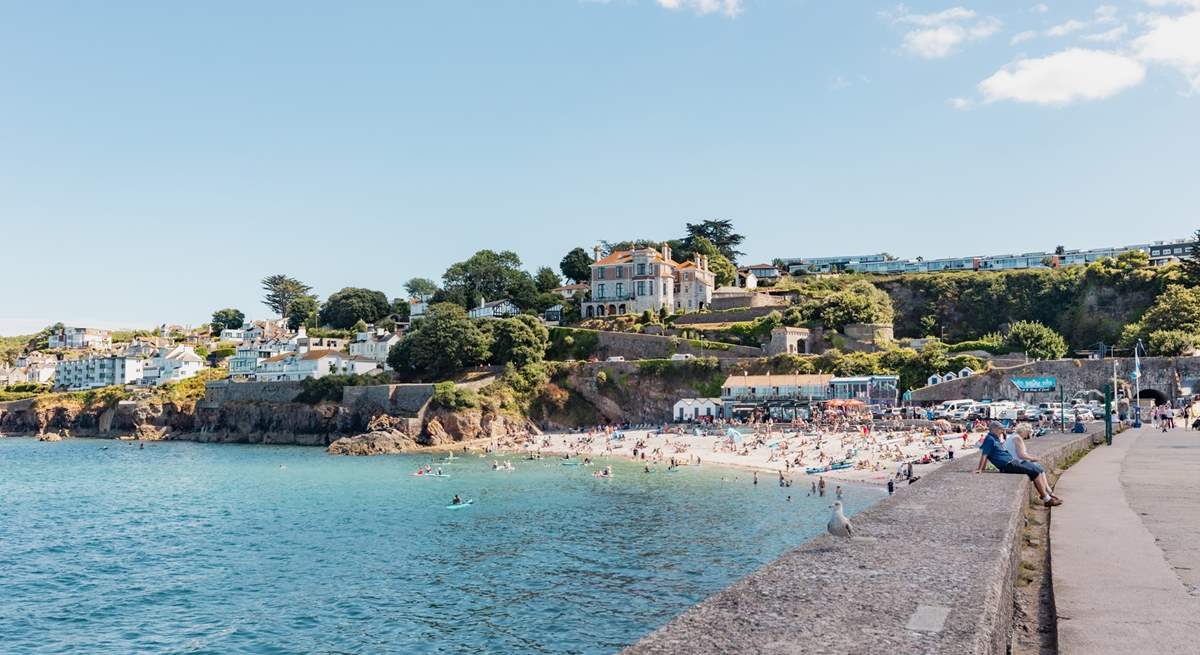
[1011,376,1057,392]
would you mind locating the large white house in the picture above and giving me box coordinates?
[582,244,678,318]
[54,356,144,390]
[254,349,380,382]
[349,328,401,369]
[581,243,717,318]
[140,345,205,386]
[48,327,112,351]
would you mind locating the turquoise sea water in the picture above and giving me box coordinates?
[0,438,881,654]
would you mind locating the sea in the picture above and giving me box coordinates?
[0,437,881,654]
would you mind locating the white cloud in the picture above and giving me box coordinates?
[1133,10,1200,90]
[1046,18,1088,36]
[656,0,742,17]
[1094,4,1120,22]
[1011,29,1038,44]
[1142,0,1200,7]
[948,96,974,109]
[830,75,851,90]
[1031,3,1050,13]
[1083,24,1129,40]
[978,48,1146,104]
[887,5,1003,58]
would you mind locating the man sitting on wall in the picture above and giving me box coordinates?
[975,421,1062,507]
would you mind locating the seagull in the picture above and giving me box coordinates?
[827,501,853,538]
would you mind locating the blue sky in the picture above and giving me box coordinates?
[2,0,1198,334]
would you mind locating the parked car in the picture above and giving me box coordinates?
[605,356,626,362]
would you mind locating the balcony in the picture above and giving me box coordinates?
[588,294,636,303]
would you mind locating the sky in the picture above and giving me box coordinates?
[2,0,1198,335]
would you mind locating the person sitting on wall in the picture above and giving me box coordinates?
[976,421,1062,507]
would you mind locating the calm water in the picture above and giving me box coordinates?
[0,437,880,654]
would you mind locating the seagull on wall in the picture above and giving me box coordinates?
[827,501,853,538]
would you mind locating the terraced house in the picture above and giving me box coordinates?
[581,243,715,318]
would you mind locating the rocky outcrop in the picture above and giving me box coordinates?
[422,408,539,446]
[328,430,417,456]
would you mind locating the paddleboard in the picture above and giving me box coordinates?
[446,500,474,510]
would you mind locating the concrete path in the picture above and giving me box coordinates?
[1051,426,1200,655]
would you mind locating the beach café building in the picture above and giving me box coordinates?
[721,373,834,421]
[828,375,901,407]
[673,398,722,422]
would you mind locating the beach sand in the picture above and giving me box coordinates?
[484,426,984,487]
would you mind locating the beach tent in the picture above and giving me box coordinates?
[725,427,743,443]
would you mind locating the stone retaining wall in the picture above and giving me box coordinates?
[592,330,762,360]
[341,384,435,417]
[199,380,305,406]
[623,429,1099,654]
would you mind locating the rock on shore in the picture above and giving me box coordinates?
[328,430,417,456]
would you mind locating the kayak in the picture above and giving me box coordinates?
[560,461,579,467]
[446,500,474,510]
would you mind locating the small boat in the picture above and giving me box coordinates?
[446,500,474,510]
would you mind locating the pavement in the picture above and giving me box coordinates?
[1051,425,1200,655]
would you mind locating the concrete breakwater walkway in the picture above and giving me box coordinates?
[1051,426,1200,655]
[624,431,1096,655]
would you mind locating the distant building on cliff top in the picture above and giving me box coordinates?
[254,349,380,382]
[48,326,112,351]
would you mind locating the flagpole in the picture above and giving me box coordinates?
[1133,340,1143,428]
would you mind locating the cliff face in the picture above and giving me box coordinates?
[531,361,726,428]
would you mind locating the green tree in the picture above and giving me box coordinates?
[535,266,562,293]
[442,250,535,310]
[818,281,895,330]
[684,219,745,261]
[1003,321,1068,360]
[1147,329,1198,356]
[1180,229,1200,286]
[261,274,313,318]
[404,277,439,300]
[1121,284,1200,347]
[210,308,245,334]
[286,296,319,331]
[387,303,492,377]
[491,315,550,368]
[352,319,369,333]
[559,247,594,284]
[319,287,391,329]
[688,236,737,287]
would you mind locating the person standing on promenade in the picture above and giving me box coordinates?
[976,421,1061,507]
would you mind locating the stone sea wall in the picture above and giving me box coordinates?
[624,429,1100,655]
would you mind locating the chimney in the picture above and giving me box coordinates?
[593,244,601,261]
[662,241,671,262]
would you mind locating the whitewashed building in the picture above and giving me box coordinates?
[674,398,722,421]
[349,328,401,369]
[254,349,380,382]
[218,327,247,342]
[48,327,112,350]
[54,356,144,390]
[140,345,205,386]
[0,364,54,386]
[550,283,590,299]
[409,298,428,320]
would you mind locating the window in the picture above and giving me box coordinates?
[637,263,646,275]
[597,268,605,280]
[615,283,624,297]
[637,281,645,296]
[616,267,624,278]
[649,280,654,295]
[598,283,606,298]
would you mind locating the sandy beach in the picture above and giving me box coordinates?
[481,424,987,487]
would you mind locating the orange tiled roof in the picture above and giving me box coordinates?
[594,247,678,267]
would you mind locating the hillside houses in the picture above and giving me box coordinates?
[255,350,380,382]
[349,327,401,369]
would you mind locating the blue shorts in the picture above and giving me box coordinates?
[999,460,1043,480]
